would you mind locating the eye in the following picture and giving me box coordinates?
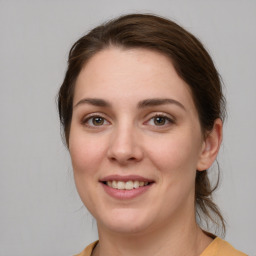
[147,114,174,127]
[82,115,110,128]
[153,116,167,126]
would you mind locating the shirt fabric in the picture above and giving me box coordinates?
[74,237,247,256]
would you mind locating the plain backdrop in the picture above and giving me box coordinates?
[0,1,255,255]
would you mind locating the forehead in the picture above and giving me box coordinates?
[74,47,195,111]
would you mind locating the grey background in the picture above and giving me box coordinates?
[0,0,255,255]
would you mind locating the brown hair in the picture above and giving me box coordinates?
[58,13,226,234]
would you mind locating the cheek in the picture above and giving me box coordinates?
[69,130,107,177]
[68,131,108,210]
[146,129,203,203]
[147,131,201,175]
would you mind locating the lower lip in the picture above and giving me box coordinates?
[101,183,153,200]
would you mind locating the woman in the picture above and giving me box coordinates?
[58,14,247,256]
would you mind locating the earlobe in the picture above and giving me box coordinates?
[197,118,223,171]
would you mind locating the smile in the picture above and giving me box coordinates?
[100,175,154,199]
[105,180,149,190]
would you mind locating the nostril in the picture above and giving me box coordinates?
[128,157,137,161]
[108,156,140,165]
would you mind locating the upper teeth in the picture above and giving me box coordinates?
[106,180,149,190]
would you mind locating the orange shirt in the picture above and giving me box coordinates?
[200,237,247,256]
[74,238,247,256]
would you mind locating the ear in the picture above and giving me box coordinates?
[197,118,223,171]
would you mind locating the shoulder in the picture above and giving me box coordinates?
[200,237,247,256]
[74,241,98,256]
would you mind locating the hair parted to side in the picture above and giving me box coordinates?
[58,13,226,235]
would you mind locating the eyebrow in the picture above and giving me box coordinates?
[74,98,111,108]
[74,98,185,110]
[137,98,185,110]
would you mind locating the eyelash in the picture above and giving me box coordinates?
[146,113,175,127]
[81,114,110,128]
[81,113,175,128]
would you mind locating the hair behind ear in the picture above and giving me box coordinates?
[195,119,225,236]
[195,167,226,236]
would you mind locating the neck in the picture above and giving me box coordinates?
[93,214,213,256]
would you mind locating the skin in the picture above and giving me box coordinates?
[69,47,222,256]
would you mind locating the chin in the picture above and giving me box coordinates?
[103,221,151,235]
[97,208,155,235]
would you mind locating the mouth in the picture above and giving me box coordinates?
[102,180,152,190]
[99,175,154,199]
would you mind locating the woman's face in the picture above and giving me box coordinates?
[69,47,209,234]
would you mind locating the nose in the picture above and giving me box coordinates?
[107,125,144,165]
